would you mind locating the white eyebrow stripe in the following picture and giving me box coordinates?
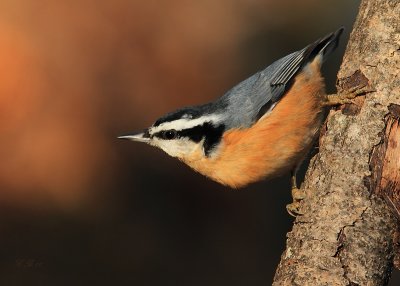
[150,114,222,134]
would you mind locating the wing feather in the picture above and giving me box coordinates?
[219,28,344,128]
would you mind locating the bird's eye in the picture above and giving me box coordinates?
[162,130,177,140]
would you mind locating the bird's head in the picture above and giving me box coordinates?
[119,107,226,160]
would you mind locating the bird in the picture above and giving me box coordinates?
[119,27,356,216]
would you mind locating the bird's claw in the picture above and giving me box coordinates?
[323,83,375,106]
[286,187,306,217]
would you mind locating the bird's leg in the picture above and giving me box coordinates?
[286,169,306,217]
[322,84,375,106]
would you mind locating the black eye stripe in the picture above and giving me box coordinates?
[202,123,225,156]
[153,128,200,141]
[153,123,225,157]
[178,126,204,142]
[153,130,178,140]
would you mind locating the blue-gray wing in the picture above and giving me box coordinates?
[217,28,344,129]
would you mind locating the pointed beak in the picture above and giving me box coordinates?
[118,130,150,143]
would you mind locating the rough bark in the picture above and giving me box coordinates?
[273,0,400,285]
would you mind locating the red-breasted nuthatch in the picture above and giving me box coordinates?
[120,28,351,215]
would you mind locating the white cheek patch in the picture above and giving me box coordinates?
[150,114,222,134]
[151,137,200,158]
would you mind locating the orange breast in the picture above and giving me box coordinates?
[182,60,326,188]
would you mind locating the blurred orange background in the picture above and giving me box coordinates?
[2,0,398,285]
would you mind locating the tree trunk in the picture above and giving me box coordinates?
[273,0,400,285]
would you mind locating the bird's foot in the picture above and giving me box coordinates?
[286,187,306,217]
[323,84,375,107]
